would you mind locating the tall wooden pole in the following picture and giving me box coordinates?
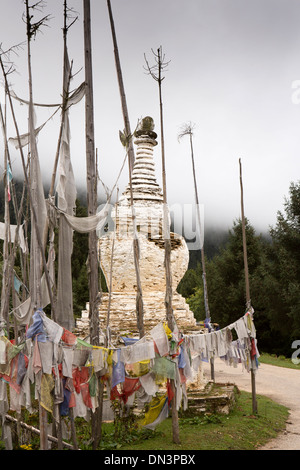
[0,59,55,320]
[239,158,257,414]
[107,0,144,336]
[83,0,99,345]
[83,0,102,448]
[0,95,12,327]
[107,0,135,170]
[188,131,214,381]
[128,154,145,338]
[154,47,180,444]
[26,0,43,311]
[156,49,174,332]
[239,159,251,306]
[25,0,48,449]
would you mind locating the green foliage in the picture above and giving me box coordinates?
[71,199,89,317]
[178,181,300,357]
[2,176,300,357]
[267,181,300,348]
[177,267,199,298]
[259,352,300,370]
[205,218,267,327]
[115,392,288,451]
[108,400,140,447]
[71,198,107,317]
[186,286,205,321]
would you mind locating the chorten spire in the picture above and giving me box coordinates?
[122,116,163,202]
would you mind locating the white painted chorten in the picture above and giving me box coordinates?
[77,117,197,338]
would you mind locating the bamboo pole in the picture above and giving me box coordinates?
[239,158,257,414]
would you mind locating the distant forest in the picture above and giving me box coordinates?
[177,181,300,358]
[1,178,300,357]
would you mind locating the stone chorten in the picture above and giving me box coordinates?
[77,117,197,338]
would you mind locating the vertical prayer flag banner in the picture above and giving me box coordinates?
[7,164,12,182]
[140,395,169,430]
[55,47,77,332]
[13,275,23,294]
[7,163,12,201]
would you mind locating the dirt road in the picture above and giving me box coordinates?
[202,358,300,450]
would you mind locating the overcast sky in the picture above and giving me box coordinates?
[1,0,300,234]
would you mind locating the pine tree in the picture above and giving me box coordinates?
[269,182,300,344]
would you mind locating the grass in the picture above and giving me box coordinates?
[3,353,296,451]
[259,352,300,370]
[97,391,289,451]
[2,390,289,451]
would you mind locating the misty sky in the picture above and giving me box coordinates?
[0,0,300,233]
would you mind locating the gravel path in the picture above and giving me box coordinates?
[202,358,300,450]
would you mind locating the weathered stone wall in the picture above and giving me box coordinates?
[99,231,189,293]
[76,290,197,339]
[76,117,198,338]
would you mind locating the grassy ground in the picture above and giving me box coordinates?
[3,353,295,450]
[95,391,288,451]
[2,390,288,451]
[259,352,300,370]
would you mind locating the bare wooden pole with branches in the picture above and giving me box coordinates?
[239,158,257,414]
[178,122,214,381]
[144,47,174,327]
[144,46,180,445]
[0,54,55,316]
[25,0,50,309]
[48,1,77,202]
